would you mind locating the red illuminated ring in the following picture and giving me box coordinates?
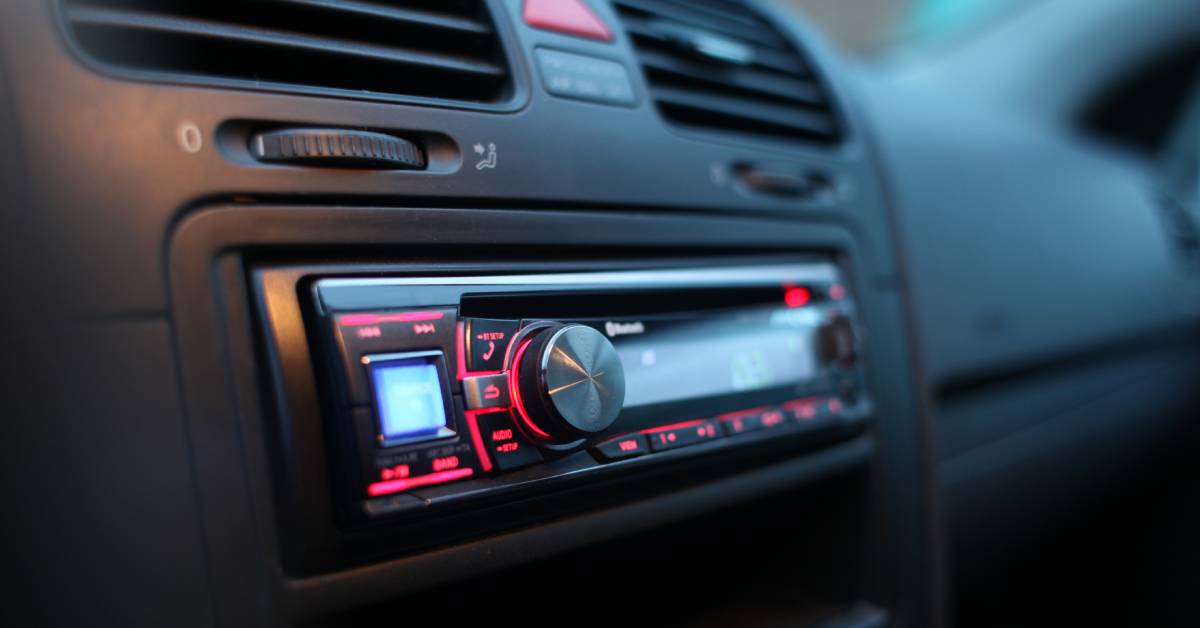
[507,336,554,441]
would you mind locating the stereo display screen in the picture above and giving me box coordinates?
[368,355,450,443]
[597,306,820,409]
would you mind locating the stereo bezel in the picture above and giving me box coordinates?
[292,261,871,527]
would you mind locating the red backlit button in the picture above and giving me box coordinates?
[645,419,721,452]
[592,434,649,462]
[478,412,544,471]
[465,318,519,372]
[719,407,787,436]
[523,0,613,42]
[463,372,511,410]
[783,398,820,423]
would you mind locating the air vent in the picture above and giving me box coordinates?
[612,0,842,145]
[60,0,514,107]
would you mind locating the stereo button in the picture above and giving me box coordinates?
[463,373,511,410]
[719,407,787,436]
[478,412,544,471]
[645,420,721,452]
[466,318,520,372]
[592,434,648,461]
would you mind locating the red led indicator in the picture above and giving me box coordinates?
[784,286,812,308]
[412,323,437,335]
[618,439,639,452]
[762,410,785,428]
[356,326,382,339]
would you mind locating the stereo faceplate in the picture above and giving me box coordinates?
[302,263,871,522]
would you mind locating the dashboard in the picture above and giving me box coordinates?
[2,1,1198,627]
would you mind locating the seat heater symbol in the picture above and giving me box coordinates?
[483,384,502,400]
[412,323,437,334]
[473,142,497,170]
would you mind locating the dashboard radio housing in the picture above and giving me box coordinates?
[256,260,871,545]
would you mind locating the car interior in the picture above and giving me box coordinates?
[3,0,1198,626]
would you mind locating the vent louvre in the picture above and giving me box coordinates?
[613,0,842,145]
[60,0,514,106]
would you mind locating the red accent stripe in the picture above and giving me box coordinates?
[340,310,444,326]
[367,467,474,497]
[641,419,708,434]
[716,406,772,421]
[463,409,500,473]
[455,321,468,379]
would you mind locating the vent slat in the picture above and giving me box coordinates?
[612,0,791,50]
[281,0,492,36]
[61,0,512,106]
[615,0,842,146]
[636,47,824,106]
[655,0,767,30]
[620,16,809,77]
[67,5,504,77]
[653,86,836,137]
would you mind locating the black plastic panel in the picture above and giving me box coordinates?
[164,205,930,622]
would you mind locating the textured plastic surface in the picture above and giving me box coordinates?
[250,128,426,169]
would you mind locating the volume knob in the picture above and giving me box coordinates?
[509,323,626,444]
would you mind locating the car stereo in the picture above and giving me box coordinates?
[304,262,869,521]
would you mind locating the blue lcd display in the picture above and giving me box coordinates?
[369,356,449,443]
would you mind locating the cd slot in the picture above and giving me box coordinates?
[459,286,788,319]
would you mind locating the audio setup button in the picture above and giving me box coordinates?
[478,412,544,471]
